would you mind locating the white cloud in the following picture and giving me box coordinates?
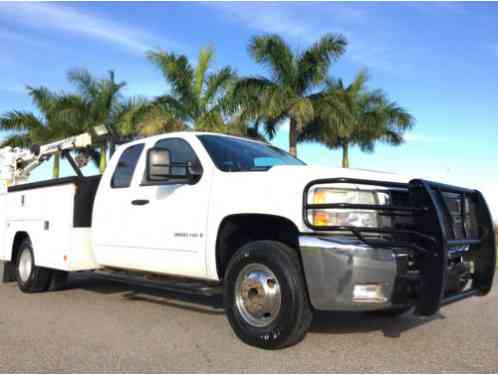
[410,2,468,15]
[0,3,168,54]
[0,29,50,48]
[209,3,393,72]
[208,3,317,45]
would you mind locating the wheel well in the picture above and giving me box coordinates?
[216,214,300,279]
[11,231,29,264]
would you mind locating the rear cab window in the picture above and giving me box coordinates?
[111,143,144,188]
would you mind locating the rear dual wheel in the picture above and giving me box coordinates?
[15,238,67,293]
[224,241,313,349]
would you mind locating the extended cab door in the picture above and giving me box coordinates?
[93,137,210,278]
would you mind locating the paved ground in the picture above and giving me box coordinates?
[0,270,497,373]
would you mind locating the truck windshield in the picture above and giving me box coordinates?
[197,134,305,172]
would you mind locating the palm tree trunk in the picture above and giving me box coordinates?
[289,118,298,157]
[99,144,107,174]
[52,153,60,178]
[342,143,350,168]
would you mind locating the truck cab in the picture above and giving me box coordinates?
[1,131,496,349]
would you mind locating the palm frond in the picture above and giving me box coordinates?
[296,33,347,93]
[289,97,314,131]
[111,97,151,137]
[67,69,99,100]
[0,111,43,131]
[249,34,296,87]
[147,50,195,107]
[26,86,59,115]
[194,46,215,99]
[136,105,186,137]
[264,113,287,140]
[203,67,236,107]
[153,95,188,121]
[347,69,369,98]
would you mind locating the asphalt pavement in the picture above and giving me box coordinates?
[0,270,497,373]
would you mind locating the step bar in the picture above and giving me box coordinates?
[94,270,223,297]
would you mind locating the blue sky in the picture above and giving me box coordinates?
[0,2,497,219]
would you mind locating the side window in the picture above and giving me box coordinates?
[154,138,203,177]
[111,143,144,188]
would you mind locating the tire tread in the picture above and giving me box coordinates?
[224,240,313,349]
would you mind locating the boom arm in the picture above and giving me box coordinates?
[0,126,107,187]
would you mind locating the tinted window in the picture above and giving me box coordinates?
[111,143,144,188]
[155,138,202,177]
[197,134,305,172]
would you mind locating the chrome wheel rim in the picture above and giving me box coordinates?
[18,248,33,283]
[234,263,281,327]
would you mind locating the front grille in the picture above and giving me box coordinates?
[441,192,479,241]
[389,189,416,232]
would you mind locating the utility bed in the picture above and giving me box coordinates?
[0,176,101,271]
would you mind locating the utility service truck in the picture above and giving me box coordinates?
[0,131,495,349]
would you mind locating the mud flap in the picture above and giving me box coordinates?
[1,261,16,283]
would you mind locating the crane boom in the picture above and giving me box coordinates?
[0,126,108,188]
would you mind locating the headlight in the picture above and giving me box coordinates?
[309,187,390,228]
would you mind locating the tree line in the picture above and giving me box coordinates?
[0,33,415,177]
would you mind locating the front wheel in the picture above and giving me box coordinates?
[223,241,313,349]
[15,238,52,293]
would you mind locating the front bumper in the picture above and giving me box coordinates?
[301,177,496,315]
[299,235,403,311]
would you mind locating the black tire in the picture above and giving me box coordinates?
[223,241,313,349]
[366,306,412,317]
[48,270,69,291]
[15,238,52,293]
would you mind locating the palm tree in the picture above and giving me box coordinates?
[233,33,347,157]
[128,103,186,137]
[146,46,238,134]
[0,87,70,177]
[302,70,415,168]
[60,69,138,172]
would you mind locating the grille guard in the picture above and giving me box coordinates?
[303,177,496,315]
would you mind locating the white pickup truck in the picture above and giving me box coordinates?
[0,131,496,349]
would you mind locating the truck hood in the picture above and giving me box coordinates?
[267,165,412,185]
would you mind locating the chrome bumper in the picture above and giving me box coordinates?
[299,235,400,311]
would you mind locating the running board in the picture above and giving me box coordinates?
[441,289,480,307]
[94,270,223,297]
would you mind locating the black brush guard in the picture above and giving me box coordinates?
[303,178,496,316]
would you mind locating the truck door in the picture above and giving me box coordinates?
[93,142,147,269]
[97,137,209,278]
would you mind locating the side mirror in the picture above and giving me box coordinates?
[147,148,172,181]
[146,147,190,182]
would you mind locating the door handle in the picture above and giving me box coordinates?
[131,199,149,206]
